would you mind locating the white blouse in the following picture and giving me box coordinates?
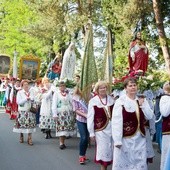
[160,95,170,117]
[87,95,114,137]
[17,89,33,111]
[112,94,154,146]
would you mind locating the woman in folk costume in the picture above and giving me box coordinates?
[0,78,7,107]
[143,92,156,164]
[4,78,12,116]
[39,78,55,139]
[72,86,89,165]
[112,77,154,170]
[9,79,21,119]
[60,42,76,81]
[13,80,36,146]
[29,79,42,125]
[52,81,75,149]
[0,79,4,107]
[159,82,170,170]
[87,81,114,170]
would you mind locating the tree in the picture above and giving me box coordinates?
[0,0,43,56]
[152,0,170,76]
[0,0,169,79]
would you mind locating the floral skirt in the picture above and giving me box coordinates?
[10,97,18,119]
[39,115,56,129]
[11,97,18,112]
[13,110,36,133]
[55,109,75,136]
[5,99,11,114]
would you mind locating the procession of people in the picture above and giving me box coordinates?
[0,75,169,170]
[0,35,169,170]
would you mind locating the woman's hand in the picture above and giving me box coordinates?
[138,97,145,106]
[90,136,96,142]
[82,113,87,118]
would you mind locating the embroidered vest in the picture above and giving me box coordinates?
[162,115,170,135]
[94,105,114,132]
[13,87,19,97]
[161,94,170,135]
[7,85,12,100]
[122,102,146,137]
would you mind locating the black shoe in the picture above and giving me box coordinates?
[66,136,71,139]
[48,130,52,138]
[45,132,49,139]
[59,144,66,150]
[41,129,45,133]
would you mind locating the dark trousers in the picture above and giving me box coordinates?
[36,106,40,125]
[77,120,89,156]
[155,121,162,151]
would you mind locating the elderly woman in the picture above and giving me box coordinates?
[9,79,21,120]
[39,78,56,139]
[13,80,36,146]
[0,78,7,107]
[87,81,114,170]
[52,81,75,149]
[159,82,170,170]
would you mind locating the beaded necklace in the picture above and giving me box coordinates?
[98,95,107,106]
[61,91,67,97]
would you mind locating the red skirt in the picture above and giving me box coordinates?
[10,97,18,119]
[5,99,11,114]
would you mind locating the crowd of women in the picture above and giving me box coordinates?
[0,76,170,170]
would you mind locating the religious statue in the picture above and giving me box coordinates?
[60,42,76,81]
[128,31,149,75]
[47,55,62,80]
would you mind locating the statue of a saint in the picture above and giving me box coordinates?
[47,56,62,80]
[60,42,76,81]
[128,32,149,75]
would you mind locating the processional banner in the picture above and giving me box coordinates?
[80,20,98,102]
[0,54,11,77]
[19,55,41,80]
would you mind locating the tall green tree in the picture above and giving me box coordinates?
[0,0,42,56]
[152,0,170,76]
[0,0,169,78]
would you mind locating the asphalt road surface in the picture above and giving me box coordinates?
[0,108,161,170]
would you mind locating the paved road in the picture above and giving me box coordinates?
[0,108,160,170]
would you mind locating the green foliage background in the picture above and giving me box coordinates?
[0,0,169,83]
